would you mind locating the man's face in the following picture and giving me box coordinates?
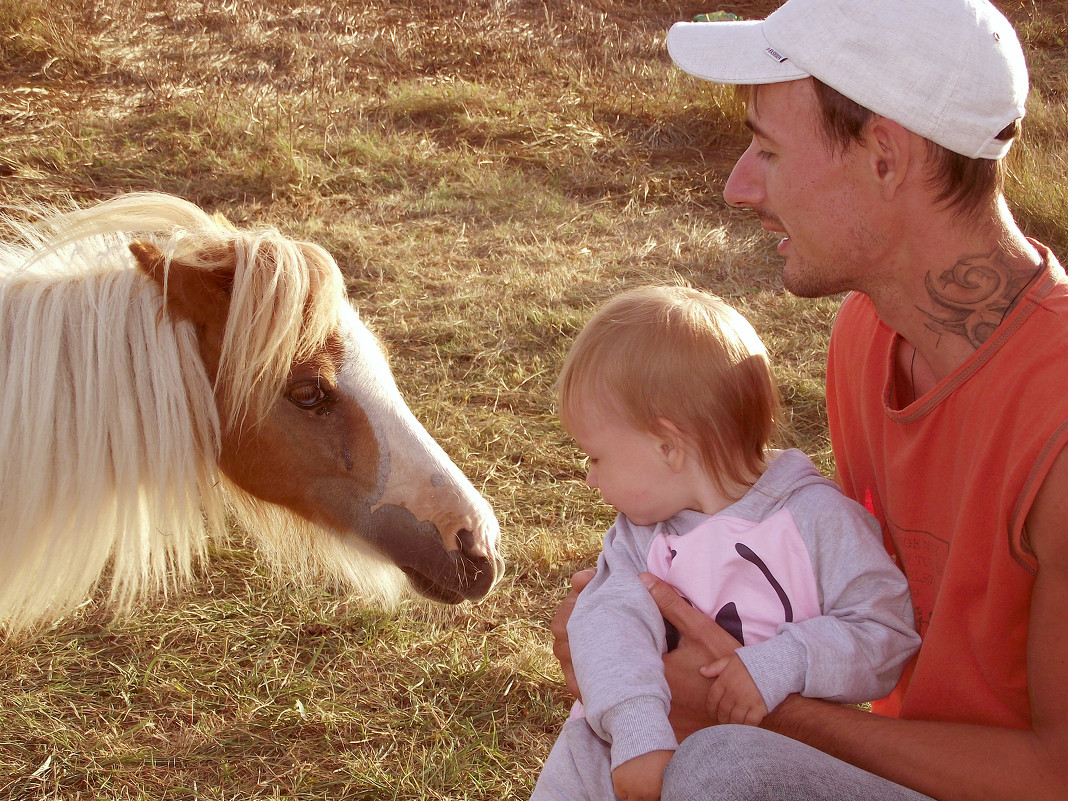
[723,79,886,298]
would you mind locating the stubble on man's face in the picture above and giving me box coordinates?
[737,81,887,301]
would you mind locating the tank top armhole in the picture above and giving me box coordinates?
[1011,420,1068,572]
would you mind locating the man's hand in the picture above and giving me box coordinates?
[611,749,674,801]
[550,570,741,740]
[701,654,769,725]
[550,568,596,701]
[640,572,742,741]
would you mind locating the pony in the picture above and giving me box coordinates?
[0,192,504,636]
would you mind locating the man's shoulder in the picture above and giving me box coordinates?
[1007,244,1068,356]
[1020,238,1068,312]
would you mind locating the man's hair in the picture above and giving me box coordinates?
[556,285,779,495]
[809,79,1019,220]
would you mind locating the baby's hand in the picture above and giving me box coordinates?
[700,654,768,726]
[611,749,674,801]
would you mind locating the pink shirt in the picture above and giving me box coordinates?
[646,509,822,646]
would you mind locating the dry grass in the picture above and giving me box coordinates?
[0,0,1064,797]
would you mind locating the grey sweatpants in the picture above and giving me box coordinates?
[530,718,618,801]
[531,722,936,801]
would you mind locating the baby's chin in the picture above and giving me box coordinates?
[617,510,666,527]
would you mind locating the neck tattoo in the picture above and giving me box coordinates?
[919,249,1042,350]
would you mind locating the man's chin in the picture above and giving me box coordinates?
[781,261,839,299]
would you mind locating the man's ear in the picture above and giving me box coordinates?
[656,417,693,473]
[863,117,914,201]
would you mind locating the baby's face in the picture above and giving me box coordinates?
[566,406,687,527]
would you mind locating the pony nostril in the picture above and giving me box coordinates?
[438,518,477,555]
[439,527,461,553]
[456,527,499,564]
[448,529,501,595]
[456,528,476,553]
[454,530,483,578]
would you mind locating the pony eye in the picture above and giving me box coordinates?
[287,382,327,409]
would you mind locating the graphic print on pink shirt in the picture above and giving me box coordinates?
[646,509,822,646]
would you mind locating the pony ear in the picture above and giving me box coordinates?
[210,211,238,232]
[130,239,233,328]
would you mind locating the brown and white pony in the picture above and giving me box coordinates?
[0,193,503,636]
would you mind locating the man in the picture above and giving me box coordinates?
[551,1,1068,799]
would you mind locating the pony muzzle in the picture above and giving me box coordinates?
[360,501,502,603]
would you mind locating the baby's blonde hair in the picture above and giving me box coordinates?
[557,285,779,495]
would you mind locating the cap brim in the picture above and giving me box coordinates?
[667,20,809,84]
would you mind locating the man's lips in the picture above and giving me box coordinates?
[758,217,786,235]
[753,209,789,252]
[755,209,786,233]
[758,221,790,252]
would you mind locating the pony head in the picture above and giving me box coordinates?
[0,193,504,633]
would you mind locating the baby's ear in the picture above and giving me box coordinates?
[656,417,691,472]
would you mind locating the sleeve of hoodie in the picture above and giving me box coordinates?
[735,483,922,712]
[567,513,678,769]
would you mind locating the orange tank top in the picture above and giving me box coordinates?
[826,242,1068,728]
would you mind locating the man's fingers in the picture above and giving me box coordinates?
[640,572,713,634]
[571,568,596,592]
[642,572,742,656]
[550,569,593,640]
[550,569,596,702]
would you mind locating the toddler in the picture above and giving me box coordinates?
[531,286,920,801]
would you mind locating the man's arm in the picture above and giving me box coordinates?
[760,445,1068,801]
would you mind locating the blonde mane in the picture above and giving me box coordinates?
[0,193,347,633]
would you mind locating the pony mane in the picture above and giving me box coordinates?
[0,193,348,633]
[13,193,346,431]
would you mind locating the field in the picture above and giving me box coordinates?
[0,0,1065,798]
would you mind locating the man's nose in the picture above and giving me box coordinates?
[723,143,764,209]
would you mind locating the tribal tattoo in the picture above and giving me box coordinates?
[921,250,1038,349]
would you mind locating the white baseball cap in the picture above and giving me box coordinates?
[666,0,1028,159]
